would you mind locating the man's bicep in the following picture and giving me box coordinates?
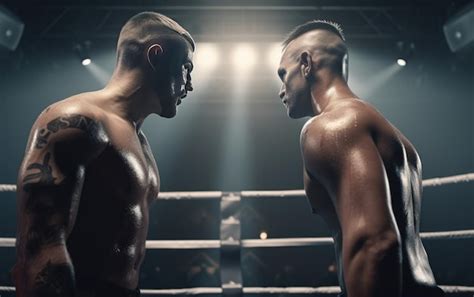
[17,115,106,254]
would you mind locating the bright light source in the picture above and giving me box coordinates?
[74,42,93,66]
[397,58,406,67]
[82,58,91,66]
[232,44,257,71]
[268,43,282,69]
[259,231,268,240]
[194,43,219,73]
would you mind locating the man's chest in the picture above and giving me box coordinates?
[91,130,160,200]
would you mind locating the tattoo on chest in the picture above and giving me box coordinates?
[35,114,99,149]
[34,261,75,297]
[23,152,56,192]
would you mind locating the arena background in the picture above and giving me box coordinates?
[0,0,472,295]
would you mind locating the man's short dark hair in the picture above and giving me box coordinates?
[282,20,345,48]
[117,12,195,68]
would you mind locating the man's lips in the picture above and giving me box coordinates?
[177,91,187,106]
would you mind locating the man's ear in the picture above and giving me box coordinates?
[300,51,312,79]
[147,44,164,71]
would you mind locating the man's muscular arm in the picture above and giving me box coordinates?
[301,115,402,297]
[13,113,108,297]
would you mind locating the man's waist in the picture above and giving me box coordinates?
[76,276,140,297]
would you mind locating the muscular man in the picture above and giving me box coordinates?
[277,20,444,297]
[12,12,194,297]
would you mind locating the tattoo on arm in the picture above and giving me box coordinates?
[23,114,103,192]
[35,115,100,149]
[22,151,72,254]
[34,261,75,297]
[23,152,56,192]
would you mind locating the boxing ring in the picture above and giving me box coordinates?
[0,173,473,295]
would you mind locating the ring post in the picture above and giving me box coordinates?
[220,192,243,296]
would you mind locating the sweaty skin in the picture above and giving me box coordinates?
[13,12,194,296]
[13,95,160,296]
[301,99,444,297]
[277,26,444,297]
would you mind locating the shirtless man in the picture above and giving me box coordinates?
[277,20,444,297]
[12,12,194,297]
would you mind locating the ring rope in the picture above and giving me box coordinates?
[0,173,473,197]
[1,285,473,294]
[0,173,472,294]
[0,229,473,249]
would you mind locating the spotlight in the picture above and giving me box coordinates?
[232,43,257,71]
[443,2,474,52]
[395,41,415,68]
[259,231,268,240]
[81,58,91,66]
[74,41,92,66]
[397,58,407,67]
[268,43,282,69]
[194,43,219,73]
[0,5,24,51]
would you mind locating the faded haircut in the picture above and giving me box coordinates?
[283,20,348,77]
[282,20,345,48]
[117,12,195,68]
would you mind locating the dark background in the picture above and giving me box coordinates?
[0,0,473,295]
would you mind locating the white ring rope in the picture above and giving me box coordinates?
[1,285,474,294]
[0,173,472,294]
[0,229,473,249]
[0,173,473,197]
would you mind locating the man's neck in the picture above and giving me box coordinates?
[310,72,357,115]
[101,68,159,131]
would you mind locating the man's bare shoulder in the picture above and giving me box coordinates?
[300,99,379,150]
[35,92,105,125]
[29,92,110,151]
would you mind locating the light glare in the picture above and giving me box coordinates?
[194,43,219,73]
[397,58,406,67]
[82,58,91,66]
[232,44,257,71]
[268,43,283,70]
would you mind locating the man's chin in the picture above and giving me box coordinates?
[158,106,177,118]
[287,105,305,119]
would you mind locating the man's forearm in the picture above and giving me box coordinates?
[344,238,402,297]
[30,260,75,297]
[16,247,75,297]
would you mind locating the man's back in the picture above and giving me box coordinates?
[14,93,160,295]
[301,98,443,296]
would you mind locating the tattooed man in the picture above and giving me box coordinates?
[12,12,194,297]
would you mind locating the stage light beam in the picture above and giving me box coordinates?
[232,44,257,71]
[193,43,219,73]
[268,42,282,70]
